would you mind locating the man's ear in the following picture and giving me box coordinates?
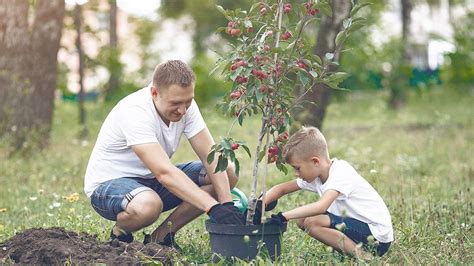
[150,86,158,97]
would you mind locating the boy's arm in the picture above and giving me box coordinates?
[282,189,339,220]
[263,180,300,205]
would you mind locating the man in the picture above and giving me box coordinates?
[84,60,244,248]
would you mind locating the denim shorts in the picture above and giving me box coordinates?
[90,161,206,221]
[327,212,391,256]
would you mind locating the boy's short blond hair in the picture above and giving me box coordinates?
[283,126,329,161]
[152,60,196,89]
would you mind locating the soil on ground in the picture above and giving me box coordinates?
[0,227,176,265]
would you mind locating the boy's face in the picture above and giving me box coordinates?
[287,154,320,183]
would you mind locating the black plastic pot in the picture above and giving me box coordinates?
[205,220,287,262]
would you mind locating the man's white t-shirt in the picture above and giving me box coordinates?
[296,159,394,243]
[84,86,206,197]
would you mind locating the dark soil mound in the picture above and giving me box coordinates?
[0,227,176,264]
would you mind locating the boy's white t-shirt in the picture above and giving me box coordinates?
[84,86,206,197]
[296,159,394,243]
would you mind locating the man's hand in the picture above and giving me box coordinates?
[207,203,245,225]
[264,212,287,226]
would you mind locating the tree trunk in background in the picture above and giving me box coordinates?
[75,3,87,139]
[105,0,121,101]
[294,1,351,130]
[389,0,413,109]
[0,0,65,151]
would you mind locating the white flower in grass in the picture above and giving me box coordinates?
[81,140,88,147]
[370,169,377,174]
[29,196,38,201]
[52,202,61,208]
[47,213,54,217]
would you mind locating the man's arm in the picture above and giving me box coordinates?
[264,180,300,205]
[188,128,233,203]
[132,142,218,212]
[282,189,339,220]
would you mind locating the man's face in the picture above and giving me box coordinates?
[152,84,194,123]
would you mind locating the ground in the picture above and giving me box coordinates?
[0,227,175,264]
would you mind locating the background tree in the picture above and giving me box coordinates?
[293,0,352,129]
[0,0,65,152]
[74,2,87,138]
[104,0,122,101]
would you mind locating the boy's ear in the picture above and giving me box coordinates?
[310,156,320,165]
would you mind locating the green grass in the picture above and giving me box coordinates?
[0,87,472,264]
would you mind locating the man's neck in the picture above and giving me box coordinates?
[152,100,170,126]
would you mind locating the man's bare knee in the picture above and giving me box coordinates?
[125,191,163,226]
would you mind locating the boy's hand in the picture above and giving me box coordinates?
[264,212,288,226]
[207,203,245,225]
[243,198,278,225]
[258,193,278,211]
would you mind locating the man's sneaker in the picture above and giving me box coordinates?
[143,232,182,252]
[110,228,134,243]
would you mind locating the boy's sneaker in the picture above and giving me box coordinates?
[110,228,134,243]
[143,232,182,252]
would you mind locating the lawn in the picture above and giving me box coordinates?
[0,87,472,264]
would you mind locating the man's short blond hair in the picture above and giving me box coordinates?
[283,126,329,161]
[152,60,196,89]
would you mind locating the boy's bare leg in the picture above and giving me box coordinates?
[299,215,372,259]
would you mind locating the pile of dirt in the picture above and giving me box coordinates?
[0,227,176,264]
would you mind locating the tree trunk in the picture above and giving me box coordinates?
[105,0,121,101]
[295,1,351,130]
[75,3,87,138]
[0,0,65,150]
[389,0,413,109]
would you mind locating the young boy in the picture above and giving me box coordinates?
[263,126,393,258]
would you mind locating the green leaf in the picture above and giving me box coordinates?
[238,112,244,126]
[335,31,346,47]
[309,70,318,78]
[216,5,232,21]
[221,138,231,150]
[327,72,349,83]
[229,150,236,162]
[214,155,229,173]
[319,2,332,17]
[342,18,352,29]
[347,19,367,34]
[207,149,216,164]
[234,159,240,177]
[258,148,266,162]
[248,2,260,15]
[242,144,252,158]
[350,2,371,17]
[276,162,288,175]
[298,71,309,87]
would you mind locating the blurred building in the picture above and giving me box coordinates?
[373,0,472,70]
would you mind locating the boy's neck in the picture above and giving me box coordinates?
[319,158,333,184]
